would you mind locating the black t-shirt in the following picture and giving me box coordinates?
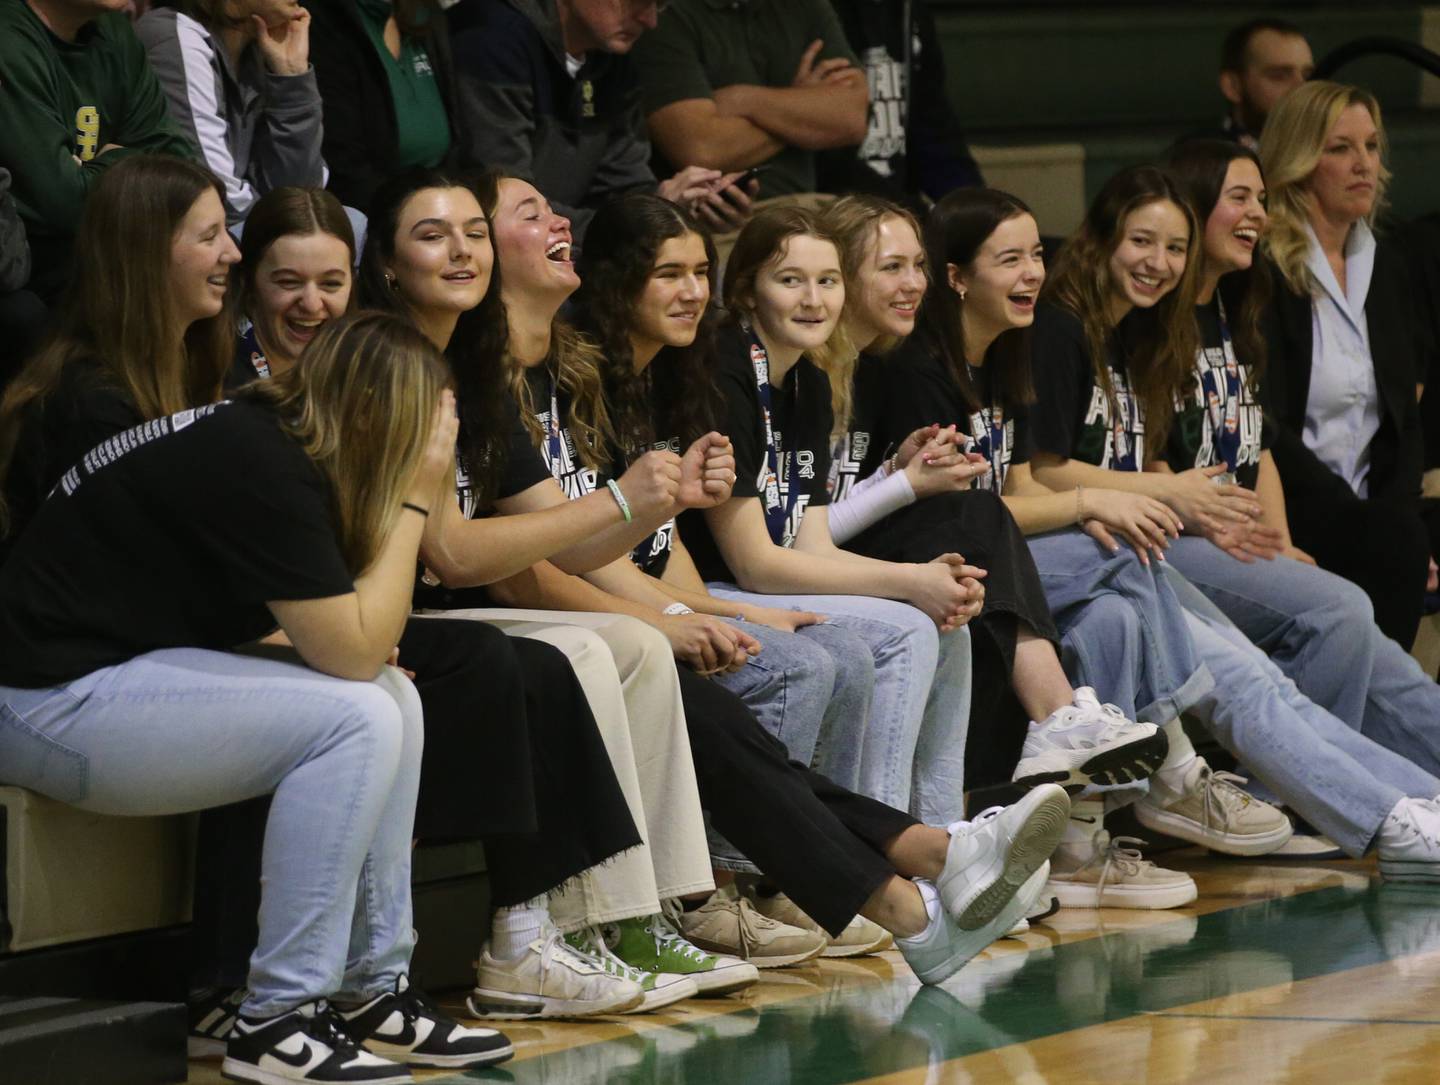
[412,397,552,610]
[2,358,143,565]
[0,402,354,687]
[680,325,833,583]
[844,335,1032,495]
[1164,300,1271,489]
[1029,302,1146,472]
[527,365,678,578]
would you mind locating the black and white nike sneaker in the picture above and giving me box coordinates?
[338,976,513,1070]
[189,986,246,1059]
[221,1001,411,1085]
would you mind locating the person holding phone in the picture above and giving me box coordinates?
[449,0,757,248]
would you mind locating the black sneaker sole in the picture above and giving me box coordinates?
[1013,731,1169,792]
[221,1059,412,1085]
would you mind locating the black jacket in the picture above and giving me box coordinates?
[1263,238,1427,508]
[303,0,465,214]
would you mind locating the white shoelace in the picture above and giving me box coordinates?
[646,914,712,965]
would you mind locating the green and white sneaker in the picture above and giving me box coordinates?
[607,913,760,997]
[564,927,698,1013]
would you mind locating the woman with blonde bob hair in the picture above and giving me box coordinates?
[0,312,521,1083]
[1258,79,1438,647]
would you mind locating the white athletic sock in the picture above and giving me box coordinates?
[1152,720,1200,799]
[896,879,942,946]
[489,897,547,961]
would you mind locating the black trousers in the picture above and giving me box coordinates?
[1289,494,1440,650]
[189,617,639,989]
[844,488,1058,787]
[675,667,918,937]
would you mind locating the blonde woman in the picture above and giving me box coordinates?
[0,313,509,1083]
[1259,80,1439,648]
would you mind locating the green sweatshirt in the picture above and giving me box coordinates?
[0,2,196,296]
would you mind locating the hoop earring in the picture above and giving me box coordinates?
[385,272,398,291]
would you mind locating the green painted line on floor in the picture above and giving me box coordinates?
[431,880,1440,1084]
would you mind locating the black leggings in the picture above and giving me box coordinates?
[844,487,1058,787]
[675,667,918,937]
[189,617,639,988]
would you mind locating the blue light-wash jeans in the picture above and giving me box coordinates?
[715,617,875,768]
[707,586,972,825]
[1164,538,1440,781]
[0,648,422,1017]
[1025,529,1213,725]
[1164,572,1440,856]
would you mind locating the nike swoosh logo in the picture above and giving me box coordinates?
[269,1039,318,1068]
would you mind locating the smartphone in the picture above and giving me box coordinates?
[728,165,767,192]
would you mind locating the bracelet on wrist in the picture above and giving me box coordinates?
[606,479,633,523]
[1074,486,1084,526]
[663,602,694,616]
[402,501,430,518]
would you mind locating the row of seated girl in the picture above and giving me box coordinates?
[2,74,1440,1085]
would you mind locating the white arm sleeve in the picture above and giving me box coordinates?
[827,467,917,544]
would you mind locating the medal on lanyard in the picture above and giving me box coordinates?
[752,338,801,545]
[1205,296,1242,481]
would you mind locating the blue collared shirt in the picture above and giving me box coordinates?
[1302,220,1380,498]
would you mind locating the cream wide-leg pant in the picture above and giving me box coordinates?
[419,608,713,928]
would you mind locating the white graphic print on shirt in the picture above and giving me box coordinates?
[857,44,908,176]
[1078,368,1145,471]
[536,401,599,500]
[966,403,1012,492]
[58,404,225,497]
[827,428,871,503]
[1182,342,1261,475]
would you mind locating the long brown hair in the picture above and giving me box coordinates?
[1259,80,1390,295]
[0,154,233,532]
[918,187,1038,415]
[236,311,449,575]
[483,175,613,472]
[357,167,513,507]
[237,185,357,330]
[1165,139,1271,390]
[1044,165,1200,457]
[816,194,925,436]
[573,192,721,455]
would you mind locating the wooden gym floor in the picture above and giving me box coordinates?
[183,850,1440,1084]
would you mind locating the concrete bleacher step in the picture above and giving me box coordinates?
[0,997,185,1085]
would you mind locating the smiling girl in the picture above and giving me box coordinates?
[1031,164,1440,885]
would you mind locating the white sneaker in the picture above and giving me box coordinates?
[1378,797,1440,882]
[939,784,1070,929]
[1012,689,1168,789]
[469,924,645,1019]
[564,927,698,1013]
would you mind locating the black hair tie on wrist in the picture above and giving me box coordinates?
[402,502,430,517]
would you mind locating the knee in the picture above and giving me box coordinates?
[597,614,673,674]
[334,678,411,768]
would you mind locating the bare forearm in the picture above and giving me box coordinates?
[490,560,665,627]
[1032,456,1167,499]
[1000,491,1083,536]
[647,104,783,172]
[583,560,682,613]
[716,83,868,150]
[426,489,644,586]
[732,543,913,599]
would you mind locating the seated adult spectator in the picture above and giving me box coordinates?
[0,168,45,391]
[631,0,868,207]
[137,0,327,225]
[1260,80,1439,648]
[1214,17,1313,149]
[447,0,754,244]
[0,0,196,297]
[817,0,982,208]
[303,0,462,215]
